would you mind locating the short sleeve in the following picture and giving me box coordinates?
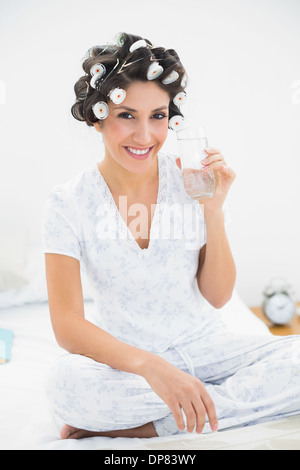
[41,185,81,261]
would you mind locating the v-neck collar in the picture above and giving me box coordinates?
[93,153,168,254]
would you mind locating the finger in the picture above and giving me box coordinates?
[192,398,207,434]
[201,161,227,173]
[170,402,185,431]
[205,147,221,155]
[220,165,234,177]
[201,153,224,166]
[218,165,236,180]
[181,401,196,433]
[201,389,218,432]
[225,166,236,179]
[175,157,182,170]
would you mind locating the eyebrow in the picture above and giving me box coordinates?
[113,105,169,113]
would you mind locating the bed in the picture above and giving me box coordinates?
[1,286,300,451]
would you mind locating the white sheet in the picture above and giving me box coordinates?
[1,293,299,450]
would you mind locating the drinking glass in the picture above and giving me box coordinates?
[177,126,215,200]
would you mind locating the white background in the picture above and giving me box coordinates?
[0,0,299,306]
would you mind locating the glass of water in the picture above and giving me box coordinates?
[177,126,215,200]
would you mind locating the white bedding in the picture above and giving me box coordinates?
[1,293,300,450]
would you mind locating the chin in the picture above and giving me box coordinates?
[126,159,156,175]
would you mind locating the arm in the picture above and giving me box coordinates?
[197,208,236,308]
[45,253,153,375]
[45,253,218,433]
[196,147,236,308]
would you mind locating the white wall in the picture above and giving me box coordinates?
[0,0,299,306]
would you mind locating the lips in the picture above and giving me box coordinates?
[124,145,154,160]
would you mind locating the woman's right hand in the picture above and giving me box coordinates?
[142,355,218,434]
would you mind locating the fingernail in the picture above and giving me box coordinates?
[212,423,218,432]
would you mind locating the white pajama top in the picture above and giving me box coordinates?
[42,152,225,353]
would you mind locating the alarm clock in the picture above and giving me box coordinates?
[263,278,295,325]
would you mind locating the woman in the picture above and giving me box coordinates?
[42,32,300,440]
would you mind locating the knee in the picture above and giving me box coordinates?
[45,353,95,410]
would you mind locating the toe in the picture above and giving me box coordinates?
[60,424,75,439]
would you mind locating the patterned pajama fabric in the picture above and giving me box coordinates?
[46,332,300,436]
[42,152,300,436]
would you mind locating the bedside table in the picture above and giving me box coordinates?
[250,303,300,336]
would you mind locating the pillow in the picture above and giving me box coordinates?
[0,219,29,292]
[0,231,93,309]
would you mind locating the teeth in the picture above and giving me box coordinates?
[127,147,150,155]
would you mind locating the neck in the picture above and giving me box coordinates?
[97,154,159,197]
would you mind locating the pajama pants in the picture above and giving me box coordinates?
[45,332,300,437]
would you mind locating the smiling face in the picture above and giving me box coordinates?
[94,81,170,175]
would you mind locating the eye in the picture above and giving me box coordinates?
[152,113,168,120]
[118,112,134,119]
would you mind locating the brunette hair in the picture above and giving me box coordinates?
[71,32,187,127]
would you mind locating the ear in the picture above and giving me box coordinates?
[93,121,102,133]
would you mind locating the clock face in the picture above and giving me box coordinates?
[264,293,295,325]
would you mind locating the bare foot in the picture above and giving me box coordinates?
[60,422,158,440]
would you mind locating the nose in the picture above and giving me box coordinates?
[132,119,152,146]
